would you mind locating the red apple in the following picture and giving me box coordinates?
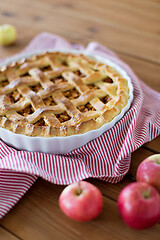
[118,182,160,229]
[59,181,103,221]
[136,154,160,192]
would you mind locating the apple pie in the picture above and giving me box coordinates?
[0,52,130,137]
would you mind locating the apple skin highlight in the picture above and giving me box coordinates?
[117,182,160,229]
[136,154,160,192]
[59,181,103,222]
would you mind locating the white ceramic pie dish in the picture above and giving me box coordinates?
[0,49,133,154]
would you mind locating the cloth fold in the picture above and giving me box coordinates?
[0,32,160,219]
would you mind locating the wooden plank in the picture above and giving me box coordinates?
[0,227,20,240]
[144,136,160,153]
[0,0,160,63]
[118,54,160,92]
[1,175,160,240]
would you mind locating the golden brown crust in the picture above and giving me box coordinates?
[0,52,130,137]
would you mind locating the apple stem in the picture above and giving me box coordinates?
[143,189,151,199]
[76,182,82,195]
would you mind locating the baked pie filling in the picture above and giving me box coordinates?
[0,52,130,137]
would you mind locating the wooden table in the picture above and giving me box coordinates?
[0,0,160,239]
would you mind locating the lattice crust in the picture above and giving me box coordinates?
[0,52,129,137]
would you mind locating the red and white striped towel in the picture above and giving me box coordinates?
[0,32,160,219]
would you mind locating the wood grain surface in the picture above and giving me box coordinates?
[0,0,160,239]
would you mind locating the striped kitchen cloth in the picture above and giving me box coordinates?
[0,32,160,219]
